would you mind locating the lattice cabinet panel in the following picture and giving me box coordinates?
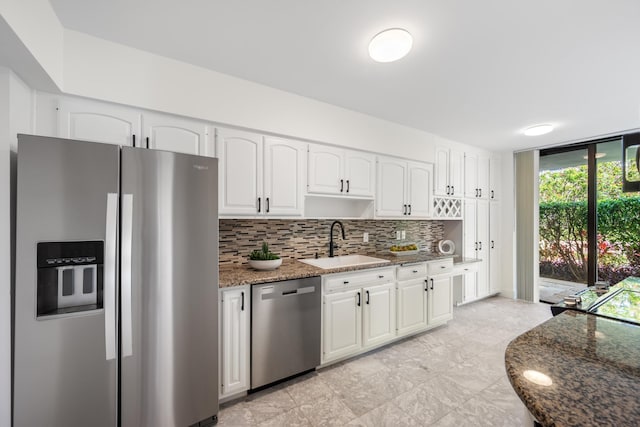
[432,197,463,219]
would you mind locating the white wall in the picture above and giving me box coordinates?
[499,151,516,298]
[0,1,64,89]
[62,30,481,163]
[0,67,33,427]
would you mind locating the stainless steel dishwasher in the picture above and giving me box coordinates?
[251,276,321,389]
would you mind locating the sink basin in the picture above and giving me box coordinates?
[299,254,390,270]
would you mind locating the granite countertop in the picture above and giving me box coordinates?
[505,310,640,426]
[219,252,478,288]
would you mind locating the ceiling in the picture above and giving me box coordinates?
[48,0,640,152]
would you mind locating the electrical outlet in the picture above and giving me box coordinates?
[363,232,369,243]
[396,231,401,240]
[401,230,406,239]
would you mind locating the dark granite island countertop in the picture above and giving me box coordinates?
[505,310,640,427]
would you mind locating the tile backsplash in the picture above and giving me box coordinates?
[219,219,445,266]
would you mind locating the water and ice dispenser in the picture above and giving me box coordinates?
[37,241,104,317]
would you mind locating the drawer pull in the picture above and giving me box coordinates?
[440,266,446,269]
[378,275,384,279]
[412,270,418,273]
[343,281,349,284]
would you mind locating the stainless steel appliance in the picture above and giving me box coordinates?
[251,277,321,389]
[13,135,219,426]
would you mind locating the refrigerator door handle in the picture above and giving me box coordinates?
[121,194,134,357]
[105,193,118,361]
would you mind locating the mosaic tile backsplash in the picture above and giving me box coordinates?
[219,219,445,266]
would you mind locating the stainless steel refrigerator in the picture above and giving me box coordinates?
[13,134,219,427]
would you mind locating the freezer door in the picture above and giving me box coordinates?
[120,147,219,427]
[14,135,119,427]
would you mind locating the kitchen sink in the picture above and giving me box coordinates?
[299,254,390,269]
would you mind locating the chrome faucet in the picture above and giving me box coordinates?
[329,220,346,257]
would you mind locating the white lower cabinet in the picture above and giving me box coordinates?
[219,286,250,399]
[322,268,395,364]
[322,289,362,362]
[322,261,454,365]
[427,275,453,325]
[362,283,396,348]
[396,278,428,336]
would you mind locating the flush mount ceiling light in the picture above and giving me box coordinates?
[368,28,413,63]
[523,124,554,136]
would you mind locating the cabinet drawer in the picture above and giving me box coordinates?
[324,267,394,293]
[453,261,479,276]
[427,258,454,276]
[396,263,427,281]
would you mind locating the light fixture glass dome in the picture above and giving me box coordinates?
[523,124,554,136]
[368,28,413,63]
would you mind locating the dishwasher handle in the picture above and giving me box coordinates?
[260,285,316,300]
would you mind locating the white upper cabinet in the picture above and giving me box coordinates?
[434,147,464,197]
[464,153,478,198]
[376,156,433,218]
[143,112,213,156]
[57,97,141,146]
[478,156,490,199]
[344,151,375,197]
[217,128,262,216]
[217,128,304,217]
[308,145,343,194]
[307,144,375,197]
[464,152,490,199]
[263,137,304,216]
[489,155,502,201]
[376,157,407,217]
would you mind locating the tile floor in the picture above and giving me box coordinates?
[218,296,553,426]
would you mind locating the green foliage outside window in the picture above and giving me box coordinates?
[539,161,640,283]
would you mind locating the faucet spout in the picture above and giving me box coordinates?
[329,220,346,257]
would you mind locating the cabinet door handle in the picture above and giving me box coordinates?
[257,197,261,213]
[424,279,428,291]
[403,204,407,215]
[340,179,344,192]
[132,134,136,147]
[479,241,482,250]
[491,190,494,199]
[475,188,479,197]
[446,185,450,195]
[145,136,150,149]
[479,188,483,198]
[491,240,494,249]
[366,290,370,305]
[430,279,434,290]
[451,185,454,195]
[475,242,478,251]
[408,204,412,215]
[346,180,350,193]
[266,197,270,213]
[241,291,245,311]
[356,292,361,307]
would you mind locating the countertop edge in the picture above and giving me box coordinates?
[219,253,479,288]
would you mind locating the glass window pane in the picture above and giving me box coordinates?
[539,149,589,285]
[596,139,640,285]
